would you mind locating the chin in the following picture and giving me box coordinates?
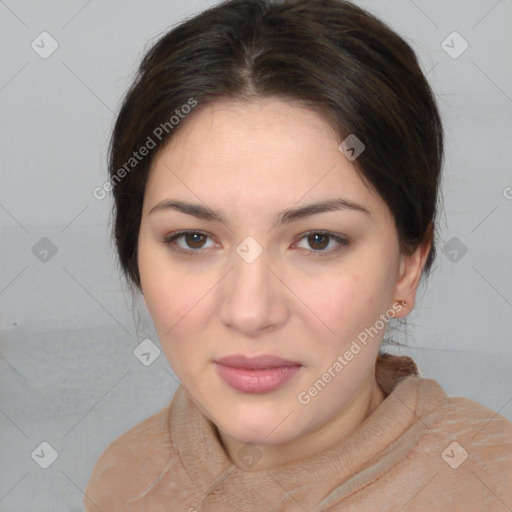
[221,414,299,446]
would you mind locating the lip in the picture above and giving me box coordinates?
[214,354,301,369]
[214,354,302,394]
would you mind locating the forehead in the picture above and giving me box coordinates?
[155,97,339,168]
[144,98,384,218]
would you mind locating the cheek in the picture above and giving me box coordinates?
[292,270,371,332]
[142,269,212,337]
[140,265,215,380]
[138,239,211,338]
[291,260,395,353]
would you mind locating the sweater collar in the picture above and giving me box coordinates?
[168,353,443,503]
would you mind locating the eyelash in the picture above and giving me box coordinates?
[163,230,349,258]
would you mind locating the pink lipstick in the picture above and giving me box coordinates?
[214,354,302,394]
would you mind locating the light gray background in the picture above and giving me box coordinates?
[1,0,511,510]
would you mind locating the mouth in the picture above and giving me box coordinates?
[213,354,302,394]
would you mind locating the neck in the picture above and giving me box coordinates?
[217,370,385,471]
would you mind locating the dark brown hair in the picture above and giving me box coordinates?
[108,0,444,290]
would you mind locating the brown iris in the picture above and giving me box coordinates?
[184,233,207,249]
[307,233,329,251]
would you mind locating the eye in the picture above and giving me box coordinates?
[163,230,217,255]
[163,230,349,258]
[294,231,349,256]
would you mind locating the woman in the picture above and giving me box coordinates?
[84,0,512,510]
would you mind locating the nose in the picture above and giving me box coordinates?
[219,246,288,336]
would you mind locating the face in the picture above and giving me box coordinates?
[137,97,419,449]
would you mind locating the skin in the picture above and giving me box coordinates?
[137,97,430,471]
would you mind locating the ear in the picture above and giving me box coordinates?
[392,224,433,318]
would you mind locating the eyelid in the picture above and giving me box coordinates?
[163,230,218,256]
[293,230,349,257]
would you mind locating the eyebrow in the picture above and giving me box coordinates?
[149,197,370,226]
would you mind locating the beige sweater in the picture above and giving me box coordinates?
[84,354,512,511]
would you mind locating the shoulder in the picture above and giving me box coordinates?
[389,375,512,463]
[83,400,173,511]
[407,376,512,448]
[376,376,512,508]
[414,376,512,439]
[434,387,512,462]
[412,377,512,501]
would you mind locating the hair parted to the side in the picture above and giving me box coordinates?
[108,0,444,291]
